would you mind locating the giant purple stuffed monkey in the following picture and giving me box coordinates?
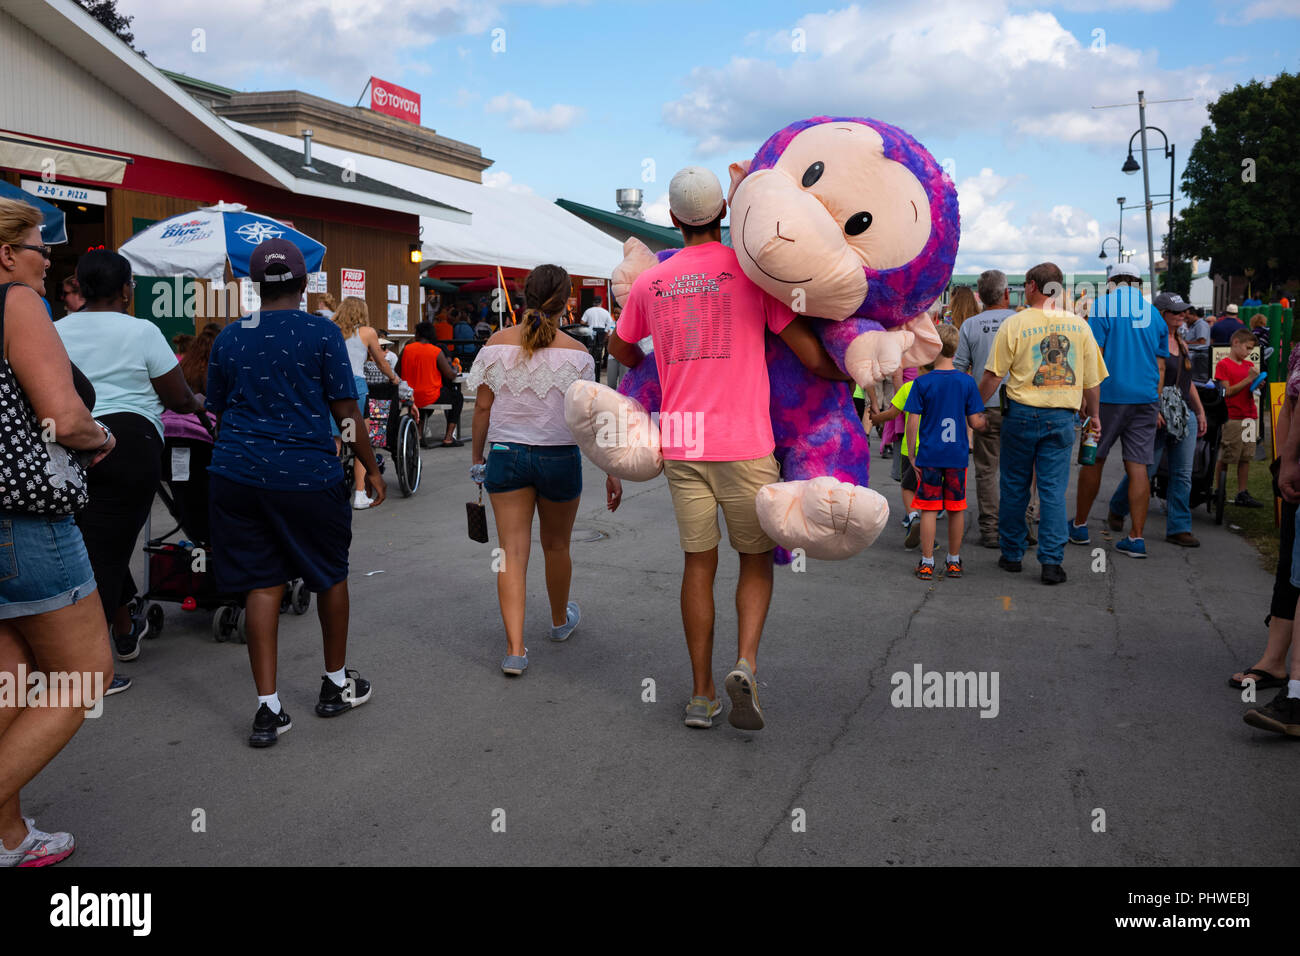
[566,116,959,560]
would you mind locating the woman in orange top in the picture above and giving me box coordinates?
[399,321,463,447]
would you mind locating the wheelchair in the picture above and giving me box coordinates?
[342,380,422,497]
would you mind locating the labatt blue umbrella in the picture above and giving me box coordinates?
[119,202,325,281]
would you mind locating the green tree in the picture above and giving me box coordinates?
[76,0,146,58]
[1176,72,1298,298]
[1159,259,1192,297]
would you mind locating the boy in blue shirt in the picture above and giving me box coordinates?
[905,323,988,579]
[207,238,386,748]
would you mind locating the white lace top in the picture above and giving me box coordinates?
[466,344,595,446]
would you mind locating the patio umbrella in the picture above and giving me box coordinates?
[118,202,325,281]
[0,181,66,245]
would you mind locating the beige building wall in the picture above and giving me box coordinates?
[0,8,211,168]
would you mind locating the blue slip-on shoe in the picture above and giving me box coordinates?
[550,602,580,642]
[1067,521,1091,546]
[1115,536,1147,558]
[501,649,529,676]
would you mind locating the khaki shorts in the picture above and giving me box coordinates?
[664,454,780,553]
[1220,419,1257,465]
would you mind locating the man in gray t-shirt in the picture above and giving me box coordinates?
[1181,309,1211,346]
[953,270,1038,548]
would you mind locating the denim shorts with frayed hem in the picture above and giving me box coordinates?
[0,513,96,620]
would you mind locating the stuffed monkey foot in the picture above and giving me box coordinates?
[564,379,663,481]
[755,476,890,560]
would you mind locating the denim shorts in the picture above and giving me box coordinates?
[331,375,368,438]
[484,443,582,502]
[0,513,97,620]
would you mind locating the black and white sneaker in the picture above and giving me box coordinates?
[248,703,292,748]
[112,611,149,662]
[315,669,372,717]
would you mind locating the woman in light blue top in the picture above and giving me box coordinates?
[55,250,204,685]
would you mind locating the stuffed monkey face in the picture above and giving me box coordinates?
[730,121,938,322]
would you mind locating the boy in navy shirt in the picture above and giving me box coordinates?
[905,323,988,580]
[207,238,386,747]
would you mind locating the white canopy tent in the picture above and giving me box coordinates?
[227,121,624,279]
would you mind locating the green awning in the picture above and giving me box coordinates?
[555,198,732,249]
[420,277,460,293]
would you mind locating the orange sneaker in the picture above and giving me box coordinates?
[915,560,934,581]
[945,557,962,578]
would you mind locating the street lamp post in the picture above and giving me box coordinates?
[1116,197,1125,261]
[1099,236,1122,260]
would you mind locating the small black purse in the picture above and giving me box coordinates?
[466,485,489,543]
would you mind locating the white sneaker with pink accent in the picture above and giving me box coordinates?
[1,818,76,867]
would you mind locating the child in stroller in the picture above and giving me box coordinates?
[138,405,311,643]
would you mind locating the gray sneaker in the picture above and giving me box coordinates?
[724,658,765,731]
[684,696,723,729]
[501,649,528,676]
[550,602,580,642]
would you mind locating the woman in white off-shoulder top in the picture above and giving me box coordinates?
[467,265,623,677]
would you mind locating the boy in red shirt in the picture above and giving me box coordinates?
[1215,329,1267,508]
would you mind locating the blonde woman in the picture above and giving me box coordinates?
[0,198,116,865]
[333,297,403,510]
[468,265,621,676]
[949,286,979,328]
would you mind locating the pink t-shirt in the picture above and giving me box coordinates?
[616,242,795,461]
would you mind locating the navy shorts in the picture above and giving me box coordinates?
[209,474,351,594]
[484,442,582,502]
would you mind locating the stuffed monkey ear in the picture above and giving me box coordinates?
[727,160,752,208]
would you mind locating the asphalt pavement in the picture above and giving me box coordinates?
[28,409,1300,867]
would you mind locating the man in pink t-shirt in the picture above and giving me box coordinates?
[608,166,845,733]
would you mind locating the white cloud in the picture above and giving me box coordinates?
[954,166,1107,273]
[661,1,1218,154]
[1226,0,1300,23]
[115,0,576,98]
[641,191,672,227]
[485,93,585,133]
[482,170,536,195]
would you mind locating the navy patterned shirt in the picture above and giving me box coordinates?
[206,310,357,490]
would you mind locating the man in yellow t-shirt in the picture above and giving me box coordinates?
[978,261,1107,584]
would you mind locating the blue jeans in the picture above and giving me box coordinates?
[999,401,1076,565]
[1109,424,1196,536]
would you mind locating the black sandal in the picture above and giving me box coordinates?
[1228,667,1288,690]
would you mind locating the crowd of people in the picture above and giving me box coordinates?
[1,164,1297,868]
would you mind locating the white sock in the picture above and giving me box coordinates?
[909,511,920,521]
[948,553,960,563]
[1289,679,1300,699]
[921,555,934,566]
[326,667,347,688]
[258,692,281,715]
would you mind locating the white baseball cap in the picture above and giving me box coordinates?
[1226,303,1239,315]
[1107,262,1141,280]
[668,166,726,227]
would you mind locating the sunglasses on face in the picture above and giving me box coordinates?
[11,243,52,259]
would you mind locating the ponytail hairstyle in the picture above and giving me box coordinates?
[520,264,570,357]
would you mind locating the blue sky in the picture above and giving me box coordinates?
[121,0,1299,274]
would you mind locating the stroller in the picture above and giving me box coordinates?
[137,410,311,644]
[1152,381,1229,525]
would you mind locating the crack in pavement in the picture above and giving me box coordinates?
[750,583,938,864]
